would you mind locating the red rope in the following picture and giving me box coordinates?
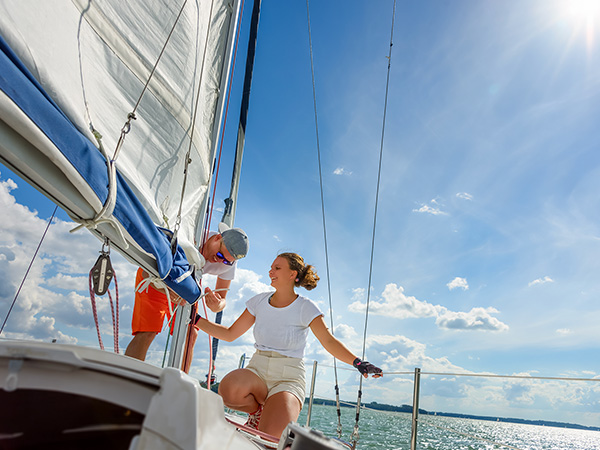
[107,271,119,353]
[202,295,214,389]
[88,268,104,350]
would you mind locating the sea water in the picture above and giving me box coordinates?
[297,404,600,450]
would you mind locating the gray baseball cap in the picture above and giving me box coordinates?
[218,222,249,260]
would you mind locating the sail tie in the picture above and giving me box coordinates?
[135,270,230,336]
[70,217,129,249]
[350,1,397,448]
[136,274,177,324]
[69,129,129,249]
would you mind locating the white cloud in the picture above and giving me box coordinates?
[413,198,448,216]
[366,334,466,374]
[528,276,554,287]
[46,273,90,289]
[0,175,118,344]
[447,277,469,291]
[333,323,358,340]
[348,283,443,319]
[333,167,352,176]
[456,192,473,201]
[556,328,572,335]
[206,268,272,318]
[348,283,508,332]
[436,307,509,332]
[351,287,366,301]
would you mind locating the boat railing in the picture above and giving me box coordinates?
[306,363,600,450]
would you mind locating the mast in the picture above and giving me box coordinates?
[222,0,262,228]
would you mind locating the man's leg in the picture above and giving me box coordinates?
[125,331,158,361]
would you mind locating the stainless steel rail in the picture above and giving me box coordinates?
[307,363,600,449]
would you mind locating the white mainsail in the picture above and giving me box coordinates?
[0,0,240,302]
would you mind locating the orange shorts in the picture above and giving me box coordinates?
[131,268,173,334]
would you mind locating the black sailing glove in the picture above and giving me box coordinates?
[353,358,383,378]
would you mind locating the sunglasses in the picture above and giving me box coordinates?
[216,251,233,265]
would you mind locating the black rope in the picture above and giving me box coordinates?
[0,205,58,336]
[351,0,397,447]
[305,0,343,438]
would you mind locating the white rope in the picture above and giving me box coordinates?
[136,269,230,332]
[136,274,175,320]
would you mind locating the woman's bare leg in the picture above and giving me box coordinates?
[218,369,268,414]
[259,391,302,438]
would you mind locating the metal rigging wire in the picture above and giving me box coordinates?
[0,205,58,336]
[111,0,191,163]
[305,0,344,438]
[351,0,397,447]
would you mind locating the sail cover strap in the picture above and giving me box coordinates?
[0,35,201,303]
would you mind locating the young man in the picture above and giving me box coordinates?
[124,223,249,362]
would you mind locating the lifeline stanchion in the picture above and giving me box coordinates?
[410,368,421,450]
[306,360,318,427]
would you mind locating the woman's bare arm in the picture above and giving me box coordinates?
[309,315,357,365]
[195,309,255,342]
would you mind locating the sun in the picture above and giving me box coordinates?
[564,0,600,20]
[558,0,600,51]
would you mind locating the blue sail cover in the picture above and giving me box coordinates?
[0,0,240,311]
[0,34,200,302]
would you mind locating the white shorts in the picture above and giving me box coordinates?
[245,350,306,406]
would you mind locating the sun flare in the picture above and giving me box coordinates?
[565,0,600,20]
[558,0,599,51]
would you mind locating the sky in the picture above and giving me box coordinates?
[1,0,600,430]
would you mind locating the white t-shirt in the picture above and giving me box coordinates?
[246,292,323,358]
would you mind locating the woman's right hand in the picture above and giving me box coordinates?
[353,358,383,378]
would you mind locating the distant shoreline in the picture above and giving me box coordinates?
[309,398,600,432]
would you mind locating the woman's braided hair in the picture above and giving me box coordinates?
[278,252,319,291]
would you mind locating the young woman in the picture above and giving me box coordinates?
[195,252,382,438]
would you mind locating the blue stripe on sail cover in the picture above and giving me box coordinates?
[0,34,201,303]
